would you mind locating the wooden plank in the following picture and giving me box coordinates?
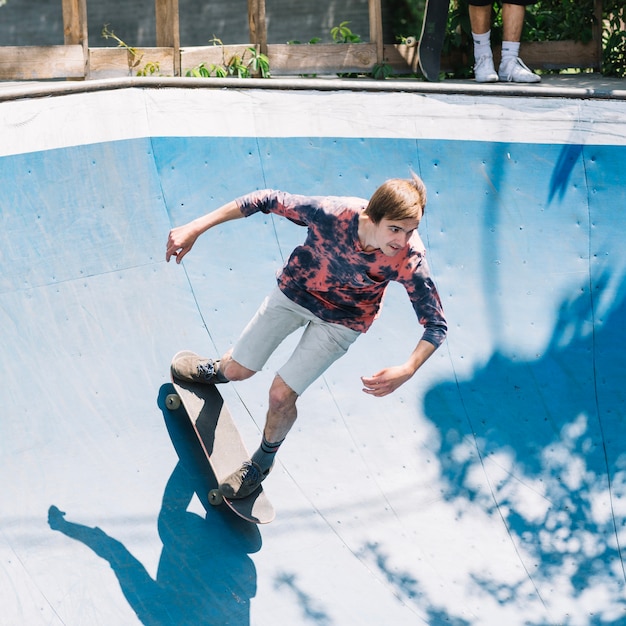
[384,42,467,75]
[155,0,180,75]
[518,40,601,70]
[0,45,85,80]
[183,43,378,76]
[89,47,175,79]
[267,43,378,75]
[0,39,599,83]
[383,43,420,73]
[181,45,255,75]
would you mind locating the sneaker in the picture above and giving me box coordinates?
[498,56,541,83]
[219,461,270,499]
[170,350,227,384]
[474,55,498,83]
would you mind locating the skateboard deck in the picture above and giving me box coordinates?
[167,369,275,524]
[418,0,450,82]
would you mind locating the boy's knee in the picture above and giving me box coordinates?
[268,376,298,413]
[221,355,255,382]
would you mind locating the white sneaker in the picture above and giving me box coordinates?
[498,56,541,83]
[474,55,498,83]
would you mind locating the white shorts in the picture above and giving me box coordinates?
[231,287,360,395]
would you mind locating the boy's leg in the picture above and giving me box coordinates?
[251,374,297,470]
[218,374,296,500]
[263,375,299,444]
[228,288,309,375]
[217,348,255,382]
[220,312,360,499]
[171,287,306,385]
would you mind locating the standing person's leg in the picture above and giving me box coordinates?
[502,1,525,41]
[469,3,492,34]
[498,2,541,82]
[469,3,498,83]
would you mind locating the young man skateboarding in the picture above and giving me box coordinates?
[165,174,447,499]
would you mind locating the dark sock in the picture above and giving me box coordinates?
[251,435,284,473]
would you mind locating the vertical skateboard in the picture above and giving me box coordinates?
[166,357,275,524]
[418,0,450,82]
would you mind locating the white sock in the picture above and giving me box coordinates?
[501,40,520,61]
[472,30,492,59]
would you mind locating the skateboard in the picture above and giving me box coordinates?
[417,0,450,82]
[166,360,275,524]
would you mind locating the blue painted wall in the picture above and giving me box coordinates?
[2,128,624,624]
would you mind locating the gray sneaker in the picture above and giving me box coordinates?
[170,350,227,384]
[219,461,270,499]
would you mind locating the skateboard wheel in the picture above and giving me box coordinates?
[208,489,224,506]
[165,393,181,410]
[405,36,417,48]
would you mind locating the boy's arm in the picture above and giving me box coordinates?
[361,339,436,397]
[165,200,243,263]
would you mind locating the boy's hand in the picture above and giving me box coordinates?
[361,365,413,397]
[166,224,198,263]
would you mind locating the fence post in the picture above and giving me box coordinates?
[62,0,88,78]
[369,0,384,64]
[155,0,181,75]
[248,0,268,55]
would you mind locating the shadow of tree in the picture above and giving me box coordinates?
[423,277,626,621]
[47,384,262,626]
[273,571,333,625]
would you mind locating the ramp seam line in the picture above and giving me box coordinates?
[582,146,626,584]
[446,339,552,617]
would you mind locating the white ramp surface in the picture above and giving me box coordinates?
[1,84,625,625]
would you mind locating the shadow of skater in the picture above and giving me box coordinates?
[48,387,263,625]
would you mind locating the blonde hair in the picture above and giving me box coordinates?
[364,173,427,224]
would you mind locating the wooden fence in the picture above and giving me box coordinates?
[0,0,605,81]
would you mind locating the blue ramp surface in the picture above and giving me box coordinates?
[1,85,625,625]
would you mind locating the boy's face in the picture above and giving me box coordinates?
[372,217,420,256]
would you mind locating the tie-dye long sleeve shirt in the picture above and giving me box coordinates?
[236,190,447,347]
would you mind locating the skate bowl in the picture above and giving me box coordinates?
[1,78,625,625]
